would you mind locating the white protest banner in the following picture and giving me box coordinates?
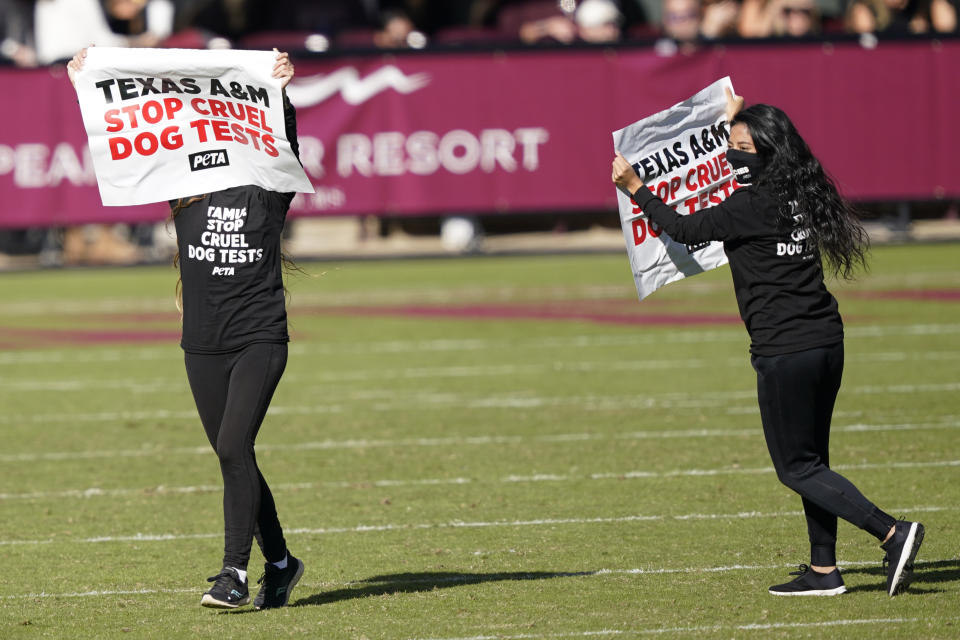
[612,77,739,300]
[73,47,314,206]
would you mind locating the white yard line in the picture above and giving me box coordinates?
[0,506,950,547]
[0,558,893,601]
[2,417,958,464]
[2,459,958,502]
[2,323,958,366]
[0,586,199,600]
[2,381,958,427]
[4,349,957,393]
[3,269,955,320]
[0,347,175,365]
[0,284,646,318]
[415,616,947,640]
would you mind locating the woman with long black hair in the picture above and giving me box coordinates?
[611,95,924,597]
[68,48,305,610]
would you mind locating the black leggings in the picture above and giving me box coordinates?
[751,342,896,566]
[185,342,288,571]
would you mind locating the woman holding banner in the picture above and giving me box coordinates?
[67,48,305,611]
[611,96,924,597]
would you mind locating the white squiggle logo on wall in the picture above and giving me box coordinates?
[285,66,431,107]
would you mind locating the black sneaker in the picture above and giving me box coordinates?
[882,520,925,597]
[769,564,846,596]
[254,553,304,610]
[200,567,250,609]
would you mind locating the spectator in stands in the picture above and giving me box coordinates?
[618,0,660,32]
[463,0,503,26]
[739,0,820,37]
[660,0,702,40]
[493,0,578,44]
[846,0,956,32]
[171,0,263,42]
[575,0,624,42]
[519,14,577,42]
[930,0,958,30]
[655,0,703,51]
[780,0,820,35]
[35,0,128,64]
[102,0,175,45]
[738,0,770,35]
[0,0,36,66]
[700,0,740,37]
[373,8,427,48]
[241,0,372,42]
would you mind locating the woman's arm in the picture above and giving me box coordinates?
[66,47,89,87]
[272,48,294,90]
[272,49,300,160]
[609,87,745,243]
[724,87,744,123]
[612,152,743,245]
[282,92,300,161]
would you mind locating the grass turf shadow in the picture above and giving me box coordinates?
[291,570,594,607]
[840,559,960,595]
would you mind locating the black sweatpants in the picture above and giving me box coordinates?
[751,342,896,566]
[184,342,288,571]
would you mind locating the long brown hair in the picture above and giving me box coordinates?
[169,196,206,313]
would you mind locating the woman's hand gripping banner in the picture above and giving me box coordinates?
[612,77,739,300]
[72,47,313,206]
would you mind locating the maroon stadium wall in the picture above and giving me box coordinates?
[1,39,957,228]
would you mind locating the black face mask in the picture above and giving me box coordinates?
[726,148,765,184]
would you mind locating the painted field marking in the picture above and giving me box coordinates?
[0,557,895,601]
[2,459,958,502]
[0,284,644,318]
[2,348,960,393]
[5,589,954,640]
[0,505,950,547]
[2,416,958,464]
[2,270,954,319]
[416,616,960,640]
[2,379,959,429]
[2,323,959,366]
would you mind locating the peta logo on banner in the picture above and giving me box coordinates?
[189,149,230,171]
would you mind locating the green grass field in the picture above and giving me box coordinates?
[1,243,958,639]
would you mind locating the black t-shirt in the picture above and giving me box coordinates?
[632,185,844,356]
[173,186,292,353]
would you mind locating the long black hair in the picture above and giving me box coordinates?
[730,104,869,279]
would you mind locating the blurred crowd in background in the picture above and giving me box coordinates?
[0,0,956,267]
[2,0,958,68]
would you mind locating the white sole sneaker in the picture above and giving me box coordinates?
[888,522,924,597]
[200,592,249,608]
[769,585,847,597]
[768,565,847,596]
